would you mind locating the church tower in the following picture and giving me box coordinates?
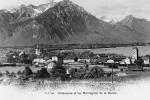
[35,44,41,56]
[132,47,139,63]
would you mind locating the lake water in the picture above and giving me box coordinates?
[74,45,150,57]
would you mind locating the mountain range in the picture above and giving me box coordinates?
[0,0,150,47]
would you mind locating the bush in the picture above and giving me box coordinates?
[84,66,104,79]
[0,72,3,77]
[8,72,16,78]
[5,70,10,76]
[22,67,33,77]
[69,68,78,78]
[134,58,144,65]
[17,71,22,75]
[35,68,50,78]
[50,63,66,80]
[109,64,118,68]
[69,68,86,79]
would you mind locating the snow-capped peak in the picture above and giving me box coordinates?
[9,2,56,17]
[109,18,118,24]
[100,16,111,22]
[100,16,118,24]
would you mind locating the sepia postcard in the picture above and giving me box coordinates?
[0,0,150,100]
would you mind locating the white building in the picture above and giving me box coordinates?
[33,58,46,64]
[46,61,56,69]
[52,56,58,62]
[107,59,115,63]
[45,59,52,64]
[19,51,25,56]
[35,48,41,56]
[46,61,57,74]
[120,58,131,65]
[144,59,150,65]
[142,57,150,65]
[78,59,91,63]
[63,59,74,63]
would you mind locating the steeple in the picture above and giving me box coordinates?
[132,47,139,63]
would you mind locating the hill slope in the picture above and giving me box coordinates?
[0,0,150,47]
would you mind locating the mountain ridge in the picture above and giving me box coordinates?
[0,0,150,47]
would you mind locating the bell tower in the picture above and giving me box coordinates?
[132,47,139,63]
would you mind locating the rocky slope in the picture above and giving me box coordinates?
[0,0,150,47]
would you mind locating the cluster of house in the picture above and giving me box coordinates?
[120,47,150,65]
[29,47,150,73]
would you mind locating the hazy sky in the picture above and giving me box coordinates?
[0,0,150,20]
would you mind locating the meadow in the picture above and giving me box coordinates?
[0,66,150,91]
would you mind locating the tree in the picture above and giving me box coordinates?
[83,66,105,79]
[0,72,3,77]
[89,66,105,78]
[22,67,33,77]
[35,68,50,78]
[134,57,144,65]
[74,57,78,62]
[109,64,118,68]
[50,62,66,80]
[5,70,10,76]
[6,51,19,63]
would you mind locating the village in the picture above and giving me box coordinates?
[0,46,150,84]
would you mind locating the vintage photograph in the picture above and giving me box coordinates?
[0,0,150,99]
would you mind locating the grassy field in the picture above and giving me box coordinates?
[0,66,40,73]
[0,66,150,91]
[1,72,150,92]
[0,66,150,82]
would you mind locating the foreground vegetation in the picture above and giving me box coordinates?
[0,67,150,91]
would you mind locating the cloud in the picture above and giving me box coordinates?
[0,0,150,20]
[71,0,150,20]
[0,0,50,9]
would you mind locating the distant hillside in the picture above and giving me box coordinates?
[0,0,150,47]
